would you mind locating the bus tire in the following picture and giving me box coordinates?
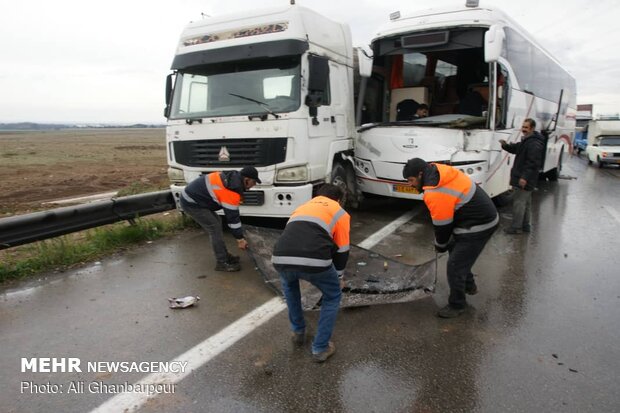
[546,150,563,181]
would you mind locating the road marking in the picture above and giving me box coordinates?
[90,298,286,413]
[358,208,422,250]
[603,205,620,225]
[91,207,419,412]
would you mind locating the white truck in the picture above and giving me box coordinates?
[164,4,370,217]
[585,120,620,168]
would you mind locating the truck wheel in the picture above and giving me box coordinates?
[546,150,563,181]
[331,162,360,209]
[598,156,604,169]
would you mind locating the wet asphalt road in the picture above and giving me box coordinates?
[1,154,619,413]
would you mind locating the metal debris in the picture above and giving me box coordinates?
[245,225,437,310]
[168,296,200,309]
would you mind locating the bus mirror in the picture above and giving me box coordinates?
[485,25,505,62]
[356,47,373,78]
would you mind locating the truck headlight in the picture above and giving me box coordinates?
[276,165,308,182]
[167,167,185,185]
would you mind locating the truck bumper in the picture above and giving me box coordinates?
[170,183,313,218]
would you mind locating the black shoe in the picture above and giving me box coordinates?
[312,341,336,363]
[521,225,531,233]
[465,283,478,295]
[291,331,306,347]
[504,227,520,235]
[227,253,240,264]
[437,305,466,318]
[214,261,241,272]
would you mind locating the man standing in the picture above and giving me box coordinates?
[499,118,545,234]
[403,158,498,318]
[180,166,260,272]
[272,184,350,362]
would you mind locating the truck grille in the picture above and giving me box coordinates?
[241,191,265,206]
[173,138,287,167]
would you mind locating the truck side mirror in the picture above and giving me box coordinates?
[164,73,173,118]
[305,55,329,108]
[484,25,505,63]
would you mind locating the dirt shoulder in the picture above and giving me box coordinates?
[0,128,169,216]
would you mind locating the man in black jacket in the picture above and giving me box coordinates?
[499,118,545,234]
[180,167,260,271]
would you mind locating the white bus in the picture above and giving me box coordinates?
[352,2,576,201]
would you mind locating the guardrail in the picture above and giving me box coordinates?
[0,190,176,250]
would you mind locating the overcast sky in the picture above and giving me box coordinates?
[1,0,619,123]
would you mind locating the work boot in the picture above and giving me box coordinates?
[226,253,240,264]
[312,341,336,363]
[465,283,478,295]
[291,331,306,347]
[214,261,241,272]
[521,225,531,233]
[503,227,520,235]
[437,305,466,319]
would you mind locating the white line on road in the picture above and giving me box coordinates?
[90,208,419,412]
[358,208,422,250]
[603,205,620,225]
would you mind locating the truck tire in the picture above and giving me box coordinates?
[331,162,360,209]
[598,156,604,169]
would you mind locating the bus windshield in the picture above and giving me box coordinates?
[169,56,301,119]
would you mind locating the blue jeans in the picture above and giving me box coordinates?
[279,266,342,354]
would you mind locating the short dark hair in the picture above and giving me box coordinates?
[524,118,536,128]
[403,158,428,179]
[317,183,344,202]
[418,103,429,110]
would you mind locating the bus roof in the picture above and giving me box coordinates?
[373,5,569,75]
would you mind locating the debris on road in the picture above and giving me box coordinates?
[168,296,200,309]
[245,225,437,310]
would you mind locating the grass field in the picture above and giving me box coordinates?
[0,128,168,216]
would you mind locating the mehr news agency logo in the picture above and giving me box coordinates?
[20,357,187,395]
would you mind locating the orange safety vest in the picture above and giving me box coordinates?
[206,172,241,211]
[422,163,476,227]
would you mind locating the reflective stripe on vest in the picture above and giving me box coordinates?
[271,256,333,267]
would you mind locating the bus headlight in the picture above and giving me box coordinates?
[276,165,308,182]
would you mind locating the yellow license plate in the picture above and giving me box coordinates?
[393,184,419,194]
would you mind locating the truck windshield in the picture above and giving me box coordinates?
[599,136,620,146]
[169,56,301,119]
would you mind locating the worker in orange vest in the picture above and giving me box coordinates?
[180,166,260,272]
[403,158,498,318]
[272,184,350,362]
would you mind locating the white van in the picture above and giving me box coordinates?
[585,120,620,168]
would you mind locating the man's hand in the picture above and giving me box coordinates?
[237,238,248,250]
[518,178,527,189]
[499,139,507,146]
[339,277,345,290]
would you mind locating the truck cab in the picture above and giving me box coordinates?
[164,5,359,217]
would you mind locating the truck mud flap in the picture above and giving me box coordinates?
[245,225,437,310]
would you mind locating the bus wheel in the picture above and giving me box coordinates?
[331,162,360,209]
[546,150,563,181]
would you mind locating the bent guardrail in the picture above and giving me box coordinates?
[0,190,176,250]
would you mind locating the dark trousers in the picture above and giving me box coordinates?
[447,226,496,309]
[511,187,532,230]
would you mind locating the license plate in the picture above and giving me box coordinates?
[393,184,419,194]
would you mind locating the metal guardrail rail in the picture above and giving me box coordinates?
[0,190,176,250]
